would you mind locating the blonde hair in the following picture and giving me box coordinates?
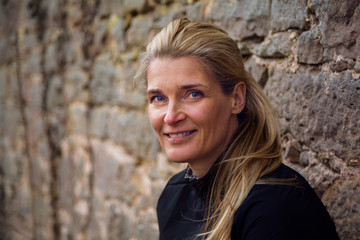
[135,18,282,240]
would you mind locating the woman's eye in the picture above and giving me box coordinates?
[151,95,166,103]
[188,91,203,99]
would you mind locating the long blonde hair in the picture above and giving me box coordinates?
[135,18,282,240]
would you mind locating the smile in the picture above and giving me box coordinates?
[165,130,196,138]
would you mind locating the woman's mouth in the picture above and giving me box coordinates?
[164,130,196,142]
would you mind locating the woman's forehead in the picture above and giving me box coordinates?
[147,57,218,90]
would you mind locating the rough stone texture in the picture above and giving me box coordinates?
[206,0,271,41]
[322,177,360,240]
[297,26,324,64]
[244,56,268,87]
[311,0,360,61]
[253,32,292,58]
[0,0,359,239]
[271,0,307,32]
[266,69,360,162]
[126,14,154,47]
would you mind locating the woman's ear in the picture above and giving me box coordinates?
[231,82,246,114]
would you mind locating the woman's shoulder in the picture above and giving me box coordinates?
[264,162,306,181]
[241,163,322,212]
[231,163,339,240]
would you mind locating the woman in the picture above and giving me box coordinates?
[135,18,339,240]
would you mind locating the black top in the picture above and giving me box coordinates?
[157,163,339,240]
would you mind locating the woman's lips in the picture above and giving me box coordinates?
[164,130,196,142]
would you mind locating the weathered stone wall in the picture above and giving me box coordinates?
[0,0,359,239]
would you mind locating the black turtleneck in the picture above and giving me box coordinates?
[156,163,339,240]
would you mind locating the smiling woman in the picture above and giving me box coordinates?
[146,57,245,177]
[134,18,339,240]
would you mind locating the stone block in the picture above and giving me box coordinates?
[5,174,33,238]
[68,103,87,134]
[113,90,146,109]
[330,59,356,72]
[24,50,41,75]
[44,43,58,74]
[111,18,127,52]
[66,1,83,26]
[299,151,309,166]
[238,42,251,56]
[0,0,22,37]
[244,56,268,87]
[31,171,54,239]
[305,161,340,196]
[98,0,124,17]
[322,177,360,240]
[154,3,185,29]
[311,0,360,61]
[118,59,136,90]
[126,15,154,47]
[297,26,324,64]
[133,209,159,240]
[206,0,271,41]
[123,0,146,14]
[94,19,109,51]
[271,0,307,32]
[231,0,271,40]
[90,59,117,104]
[64,67,89,103]
[1,102,23,151]
[90,106,112,138]
[25,74,44,112]
[186,1,203,21]
[204,0,232,21]
[22,33,38,54]
[354,61,360,73]
[107,203,132,240]
[91,139,136,198]
[107,110,159,159]
[284,145,301,164]
[253,32,292,58]
[0,38,14,65]
[64,39,77,65]
[44,0,61,30]
[265,69,360,161]
[58,135,94,239]
[46,75,64,109]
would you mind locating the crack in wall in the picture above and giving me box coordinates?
[15,32,37,240]
[50,0,69,238]
[30,0,62,238]
[80,0,101,237]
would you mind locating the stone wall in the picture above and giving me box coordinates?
[0,0,359,239]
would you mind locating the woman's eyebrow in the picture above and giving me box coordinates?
[181,83,209,89]
[147,84,208,94]
[146,89,162,95]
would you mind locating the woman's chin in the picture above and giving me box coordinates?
[167,156,190,164]
[165,151,194,164]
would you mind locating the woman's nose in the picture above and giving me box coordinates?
[164,102,185,125]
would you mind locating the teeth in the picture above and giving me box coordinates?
[168,131,192,138]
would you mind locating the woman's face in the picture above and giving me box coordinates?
[146,57,245,176]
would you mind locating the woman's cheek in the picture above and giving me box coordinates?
[148,108,163,131]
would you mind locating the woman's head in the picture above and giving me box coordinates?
[135,18,280,159]
[136,18,250,176]
[146,56,246,177]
